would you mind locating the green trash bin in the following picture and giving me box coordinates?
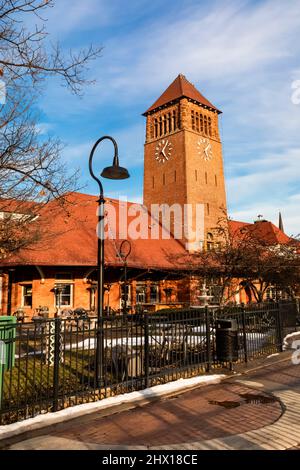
[0,316,17,408]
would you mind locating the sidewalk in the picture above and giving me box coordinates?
[3,353,300,450]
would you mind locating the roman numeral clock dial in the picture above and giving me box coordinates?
[155,139,173,163]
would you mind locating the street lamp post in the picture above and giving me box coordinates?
[88,136,129,387]
[119,240,132,315]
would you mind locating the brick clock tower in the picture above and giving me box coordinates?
[143,74,227,251]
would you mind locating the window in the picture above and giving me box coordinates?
[154,118,158,138]
[204,115,208,135]
[208,117,212,137]
[136,282,146,304]
[163,173,166,185]
[207,203,210,216]
[163,115,167,134]
[55,284,73,308]
[200,114,204,133]
[215,175,217,186]
[167,113,171,133]
[195,113,199,132]
[22,284,32,308]
[172,110,177,131]
[174,170,177,182]
[195,169,198,181]
[152,176,155,189]
[205,172,208,184]
[150,284,159,304]
[266,287,290,301]
[191,110,195,130]
[207,232,214,251]
[158,116,162,136]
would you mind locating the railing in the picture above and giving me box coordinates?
[0,300,298,425]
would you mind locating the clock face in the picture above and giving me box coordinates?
[155,139,173,163]
[197,138,213,161]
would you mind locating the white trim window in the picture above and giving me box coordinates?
[136,283,146,304]
[22,284,33,308]
[150,284,159,304]
[55,284,73,308]
[54,273,74,308]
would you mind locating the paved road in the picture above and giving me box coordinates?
[5,355,300,450]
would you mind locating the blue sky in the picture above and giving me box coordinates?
[36,0,300,235]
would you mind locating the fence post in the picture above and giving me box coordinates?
[276,302,283,353]
[52,318,61,412]
[205,306,211,373]
[144,313,150,389]
[241,303,248,364]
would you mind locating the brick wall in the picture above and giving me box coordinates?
[143,98,227,251]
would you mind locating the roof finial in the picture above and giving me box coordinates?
[278,212,284,232]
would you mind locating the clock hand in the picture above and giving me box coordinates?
[162,140,169,155]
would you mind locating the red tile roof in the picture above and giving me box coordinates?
[0,198,40,214]
[1,192,294,270]
[143,74,221,115]
[228,219,291,245]
[2,192,187,271]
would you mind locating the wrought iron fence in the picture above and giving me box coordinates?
[0,300,298,425]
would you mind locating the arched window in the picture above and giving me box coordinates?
[167,113,171,133]
[163,114,167,135]
[195,113,199,132]
[200,114,204,133]
[172,110,177,131]
[154,119,158,139]
[204,115,208,135]
[159,116,163,137]
[208,117,212,137]
[191,110,195,130]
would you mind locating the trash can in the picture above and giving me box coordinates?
[215,319,239,362]
[0,316,16,371]
[0,316,16,408]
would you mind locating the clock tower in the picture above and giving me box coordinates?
[143,74,227,251]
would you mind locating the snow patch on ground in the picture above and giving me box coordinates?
[267,353,280,359]
[0,374,225,441]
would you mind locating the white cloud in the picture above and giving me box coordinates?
[35,0,300,235]
[96,0,300,98]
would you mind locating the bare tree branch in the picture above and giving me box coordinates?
[0,0,102,257]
